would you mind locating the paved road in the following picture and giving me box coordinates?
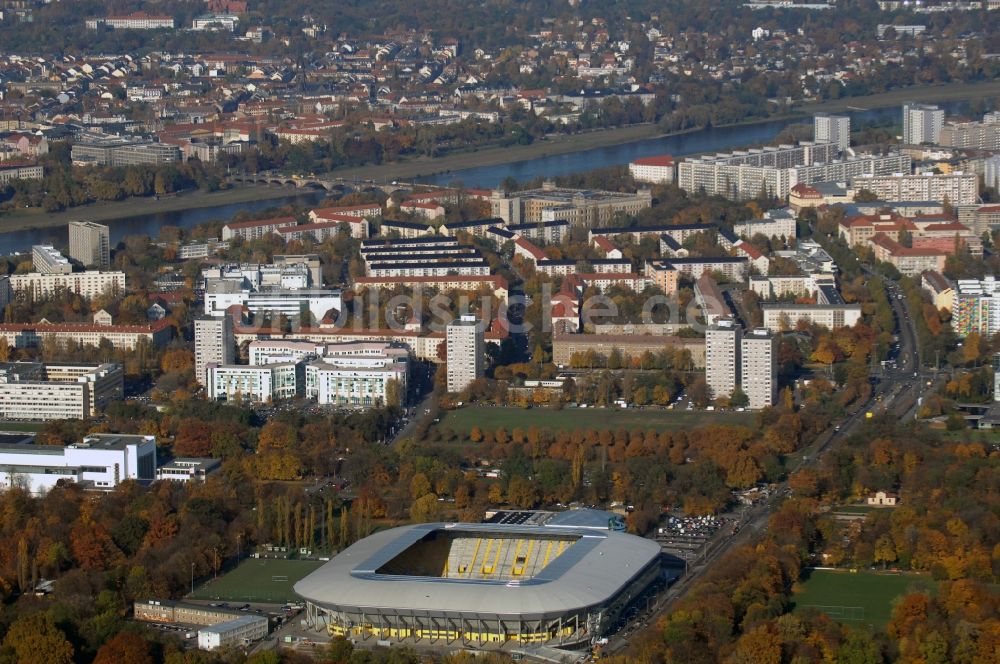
[607,272,925,655]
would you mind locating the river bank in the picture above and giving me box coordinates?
[0,185,307,234]
[1,80,998,236]
[329,79,1000,182]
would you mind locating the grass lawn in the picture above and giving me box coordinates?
[793,569,937,628]
[189,558,325,604]
[0,422,44,433]
[830,505,878,515]
[437,406,754,435]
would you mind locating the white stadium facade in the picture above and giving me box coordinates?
[294,514,662,650]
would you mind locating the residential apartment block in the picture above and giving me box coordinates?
[951,277,1000,337]
[195,316,235,386]
[9,270,124,301]
[678,143,908,200]
[221,216,297,242]
[32,245,72,274]
[741,329,777,409]
[903,102,944,145]
[446,315,484,392]
[68,221,111,270]
[851,172,978,205]
[814,114,850,151]
[706,319,741,400]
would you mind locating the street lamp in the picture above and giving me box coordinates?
[237,533,242,563]
[190,561,195,596]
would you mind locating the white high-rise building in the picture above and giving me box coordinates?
[194,316,234,387]
[903,103,944,145]
[68,221,111,270]
[985,155,1000,192]
[446,315,484,393]
[705,319,741,400]
[814,114,850,151]
[741,329,777,409]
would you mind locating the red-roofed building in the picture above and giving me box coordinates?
[0,320,174,350]
[592,235,623,259]
[734,240,770,275]
[309,204,381,221]
[278,217,369,241]
[629,155,675,184]
[400,201,446,220]
[575,272,652,293]
[788,182,852,212]
[221,216,296,242]
[86,11,175,29]
[868,234,947,277]
[838,213,917,246]
[513,236,546,264]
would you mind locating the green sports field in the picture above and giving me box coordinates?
[437,406,753,435]
[793,569,937,628]
[189,558,325,604]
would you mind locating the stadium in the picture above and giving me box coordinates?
[294,511,662,650]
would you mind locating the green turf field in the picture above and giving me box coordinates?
[189,558,325,604]
[793,569,937,628]
[0,422,44,433]
[437,406,753,435]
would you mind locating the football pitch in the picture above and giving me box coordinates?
[793,569,937,628]
[189,558,325,604]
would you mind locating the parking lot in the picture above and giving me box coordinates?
[654,513,732,562]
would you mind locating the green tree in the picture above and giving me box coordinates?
[2,612,74,664]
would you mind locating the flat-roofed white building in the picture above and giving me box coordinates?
[851,172,979,206]
[198,615,268,651]
[9,270,124,301]
[0,362,123,421]
[249,340,325,365]
[155,458,222,483]
[203,281,342,323]
[629,155,675,184]
[0,433,156,495]
[206,362,302,403]
[305,342,409,408]
[32,245,72,274]
[761,304,862,331]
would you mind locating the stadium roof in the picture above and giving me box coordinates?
[294,522,660,618]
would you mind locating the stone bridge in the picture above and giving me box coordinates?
[228,171,418,197]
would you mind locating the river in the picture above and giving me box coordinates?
[415,106,913,188]
[0,102,966,255]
